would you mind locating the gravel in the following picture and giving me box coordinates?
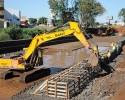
[11,51,125,100]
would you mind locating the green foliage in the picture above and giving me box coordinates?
[48,0,77,24]
[55,26,70,32]
[48,0,106,26]
[114,20,118,23]
[55,21,62,27]
[28,18,37,24]
[0,31,11,41]
[0,28,4,32]
[3,26,22,40]
[94,22,100,26]
[21,33,32,39]
[21,28,40,38]
[0,26,49,41]
[118,8,125,23]
[38,17,48,25]
[78,0,106,27]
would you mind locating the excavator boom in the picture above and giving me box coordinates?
[23,22,91,60]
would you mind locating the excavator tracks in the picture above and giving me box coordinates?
[19,68,50,83]
[0,68,50,83]
[0,70,13,79]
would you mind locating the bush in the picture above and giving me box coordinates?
[0,26,49,41]
[21,33,32,39]
[21,28,47,37]
[28,28,39,37]
[0,32,11,41]
[0,28,4,32]
[3,26,22,40]
[21,28,40,38]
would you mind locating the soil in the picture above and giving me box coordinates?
[0,35,125,100]
[113,26,125,35]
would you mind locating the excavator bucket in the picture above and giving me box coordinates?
[87,52,99,67]
[86,46,99,67]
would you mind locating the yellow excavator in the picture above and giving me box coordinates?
[0,22,99,83]
[98,26,114,36]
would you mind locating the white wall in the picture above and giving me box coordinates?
[4,8,21,26]
[112,22,125,26]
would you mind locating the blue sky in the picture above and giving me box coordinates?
[4,0,125,23]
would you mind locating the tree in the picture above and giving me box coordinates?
[114,20,118,23]
[95,22,100,26]
[48,0,78,24]
[38,17,48,25]
[48,0,106,26]
[28,18,37,24]
[118,8,125,23]
[78,0,106,27]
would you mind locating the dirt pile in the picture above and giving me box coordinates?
[113,26,125,35]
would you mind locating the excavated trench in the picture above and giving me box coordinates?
[11,49,125,100]
[0,35,125,100]
[11,52,125,100]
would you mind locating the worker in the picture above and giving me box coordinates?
[107,50,111,62]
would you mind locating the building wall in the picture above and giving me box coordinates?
[21,16,26,21]
[0,0,4,28]
[4,8,21,26]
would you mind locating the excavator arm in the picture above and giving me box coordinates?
[23,22,91,60]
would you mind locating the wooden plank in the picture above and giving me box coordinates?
[57,85,66,89]
[57,82,67,85]
[48,94,56,97]
[48,81,56,84]
[48,89,66,92]
[66,83,69,99]
[57,95,67,98]
[48,91,55,94]
[55,82,57,97]
[31,79,48,94]
[57,89,67,92]
[48,88,55,91]
[48,85,56,88]
[46,81,48,96]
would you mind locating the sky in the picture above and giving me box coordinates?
[4,0,125,23]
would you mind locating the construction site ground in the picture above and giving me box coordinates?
[0,35,125,100]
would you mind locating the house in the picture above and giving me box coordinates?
[0,0,21,28]
[4,8,21,27]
